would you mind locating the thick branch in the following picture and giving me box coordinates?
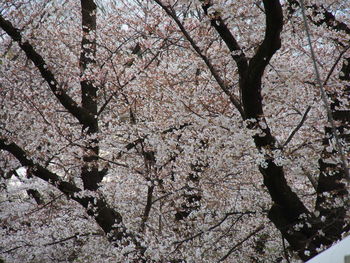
[0,138,142,250]
[79,0,102,191]
[238,1,318,260]
[0,15,95,127]
[201,1,248,79]
[80,0,98,119]
[0,139,80,195]
[242,0,283,119]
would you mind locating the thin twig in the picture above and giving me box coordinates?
[44,232,100,246]
[300,0,349,179]
[323,45,350,86]
[173,211,257,248]
[26,194,64,216]
[95,155,129,168]
[217,224,264,262]
[97,49,162,116]
[282,106,311,148]
[153,0,244,118]
[0,233,100,254]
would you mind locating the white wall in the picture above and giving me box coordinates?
[307,236,350,263]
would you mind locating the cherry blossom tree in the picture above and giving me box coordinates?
[0,0,349,262]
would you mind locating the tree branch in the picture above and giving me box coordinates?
[0,138,143,250]
[153,0,244,118]
[80,0,98,120]
[282,106,311,148]
[201,0,248,78]
[79,0,102,191]
[287,1,350,36]
[140,184,154,232]
[242,0,283,119]
[0,15,95,127]
[217,225,264,262]
[237,2,318,260]
[0,232,101,255]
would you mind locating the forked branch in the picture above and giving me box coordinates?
[0,15,95,127]
[154,0,244,118]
